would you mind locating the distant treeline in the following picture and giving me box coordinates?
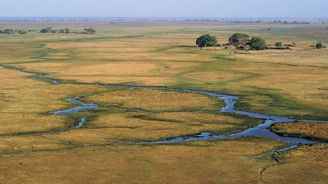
[40,27,96,34]
[185,19,312,24]
[0,27,96,35]
[0,29,34,35]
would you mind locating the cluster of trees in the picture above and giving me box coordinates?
[196,33,316,51]
[0,29,33,35]
[40,27,96,34]
[40,27,71,34]
[196,33,267,50]
[228,33,266,50]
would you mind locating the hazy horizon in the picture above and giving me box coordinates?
[1,0,327,18]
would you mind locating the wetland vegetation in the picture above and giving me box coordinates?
[0,21,327,184]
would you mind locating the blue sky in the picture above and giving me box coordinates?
[0,0,327,17]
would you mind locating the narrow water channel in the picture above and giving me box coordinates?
[50,85,328,152]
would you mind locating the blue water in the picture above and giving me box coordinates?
[130,87,327,151]
[50,86,327,152]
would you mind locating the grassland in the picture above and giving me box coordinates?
[271,121,328,142]
[0,21,327,183]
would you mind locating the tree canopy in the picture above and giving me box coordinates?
[250,37,266,50]
[40,27,53,33]
[228,33,250,46]
[315,42,324,49]
[83,28,96,34]
[196,34,217,48]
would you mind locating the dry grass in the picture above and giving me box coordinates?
[271,122,328,141]
[0,67,108,153]
[0,22,328,183]
[264,144,328,184]
[0,139,283,184]
[86,89,222,111]
[46,112,260,145]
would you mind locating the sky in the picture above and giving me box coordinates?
[0,0,327,18]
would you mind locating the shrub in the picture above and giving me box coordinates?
[196,34,217,48]
[315,42,324,49]
[83,27,96,34]
[40,27,53,33]
[17,30,27,35]
[275,42,282,47]
[250,37,266,50]
[228,33,250,46]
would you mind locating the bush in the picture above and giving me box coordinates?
[64,28,71,34]
[275,42,282,47]
[196,34,217,48]
[40,27,53,33]
[315,42,324,49]
[228,33,250,46]
[17,30,27,35]
[58,28,71,34]
[83,27,96,34]
[250,37,266,50]
[3,29,15,34]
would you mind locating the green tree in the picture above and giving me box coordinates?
[250,37,266,50]
[196,34,217,48]
[83,27,96,34]
[275,42,282,48]
[40,27,53,33]
[315,42,324,49]
[64,28,71,34]
[17,30,27,35]
[228,33,250,46]
[3,29,15,34]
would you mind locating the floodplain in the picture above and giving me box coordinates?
[0,21,327,183]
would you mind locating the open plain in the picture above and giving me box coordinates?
[0,21,328,183]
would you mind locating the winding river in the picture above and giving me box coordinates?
[50,84,328,153]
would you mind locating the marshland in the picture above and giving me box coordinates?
[0,19,328,184]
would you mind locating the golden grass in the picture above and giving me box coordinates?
[17,61,199,86]
[11,24,327,118]
[264,144,328,184]
[86,89,222,111]
[271,122,328,141]
[0,67,104,135]
[0,22,328,183]
[0,139,283,184]
[0,135,67,153]
[46,112,260,145]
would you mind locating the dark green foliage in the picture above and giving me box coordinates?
[83,27,96,34]
[17,30,27,35]
[64,28,71,34]
[41,27,73,34]
[228,33,250,46]
[58,28,71,34]
[196,34,217,48]
[40,27,53,33]
[315,42,324,49]
[0,29,29,35]
[0,29,16,34]
[250,37,266,50]
[275,42,282,47]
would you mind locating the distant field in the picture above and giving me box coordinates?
[0,22,327,183]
